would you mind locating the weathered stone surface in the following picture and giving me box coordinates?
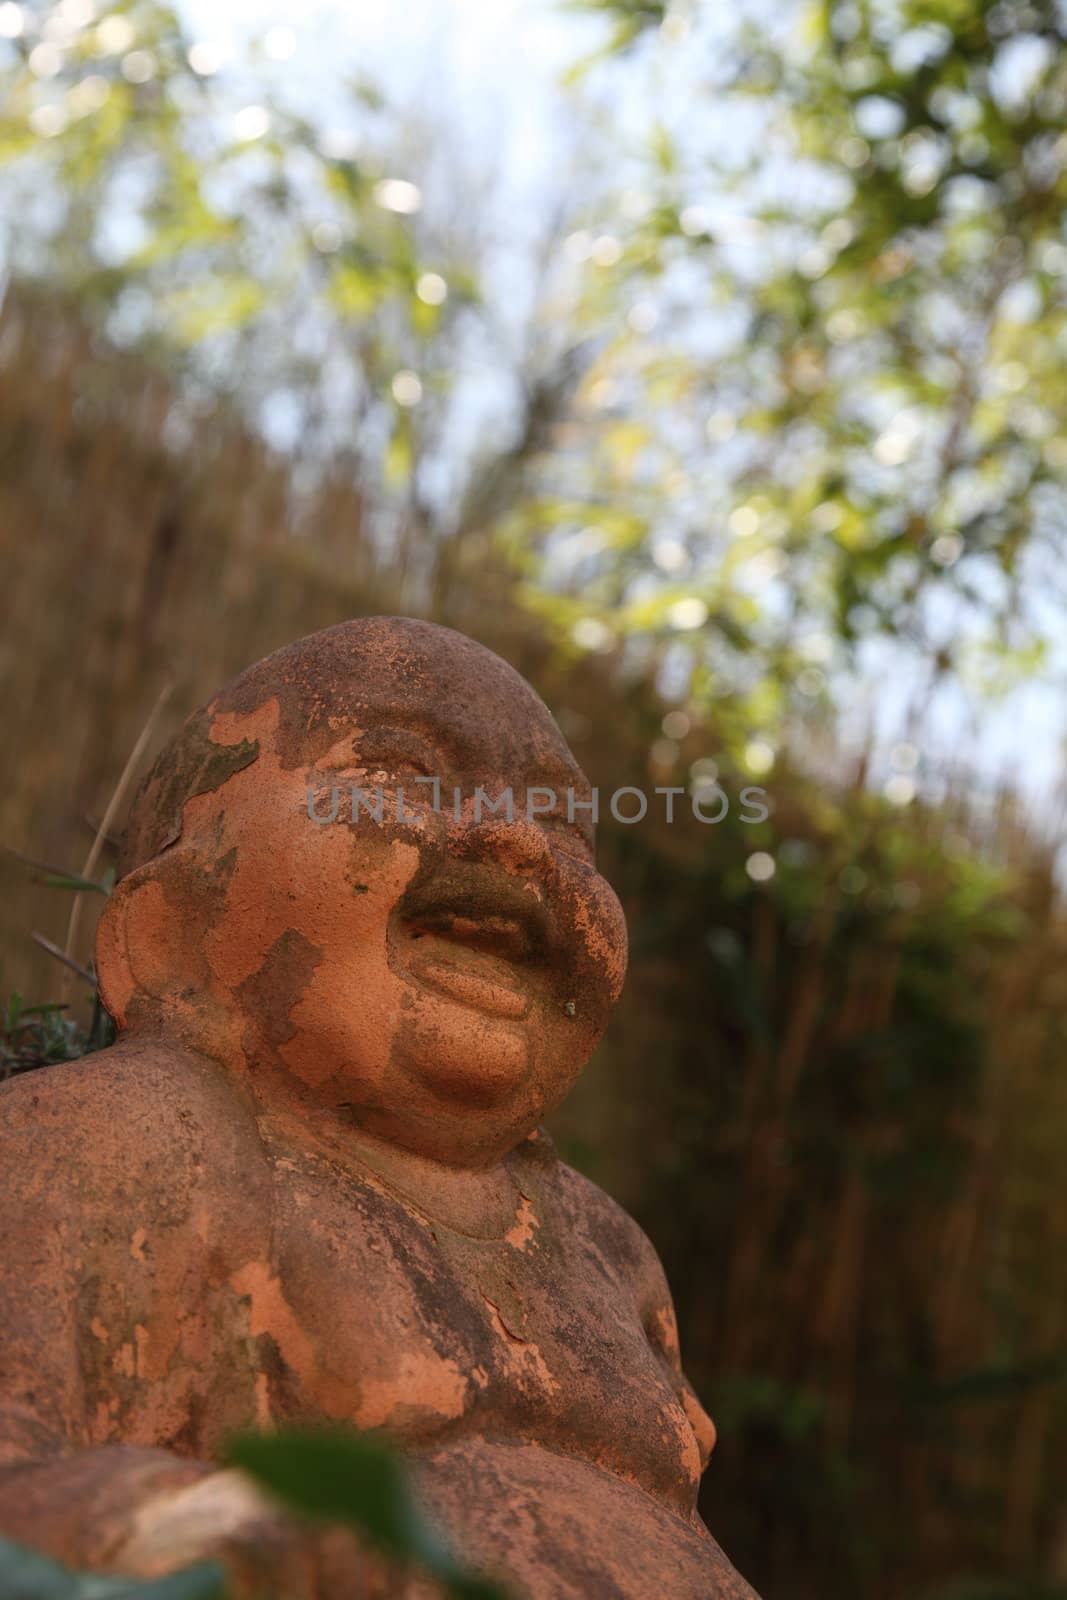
[0,617,758,1598]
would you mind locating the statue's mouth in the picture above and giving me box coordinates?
[395,871,553,1019]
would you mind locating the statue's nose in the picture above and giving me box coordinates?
[457,814,553,875]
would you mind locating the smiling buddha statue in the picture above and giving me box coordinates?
[0,618,758,1599]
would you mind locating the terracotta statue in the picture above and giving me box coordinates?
[0,618,758,1598]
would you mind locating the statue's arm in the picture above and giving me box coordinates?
[563,1162,719,1470]
[623,1216,719,1470]
[0,1051,369,1596]
[0,1062,215,1567]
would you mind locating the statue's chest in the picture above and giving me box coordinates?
[247,1154,702,1510]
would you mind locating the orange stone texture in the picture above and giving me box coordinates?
[0,618,759,1598]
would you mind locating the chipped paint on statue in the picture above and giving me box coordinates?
[0,618,759,1598]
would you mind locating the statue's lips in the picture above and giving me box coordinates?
[404,934,532,1019]
[396,880,552,1020]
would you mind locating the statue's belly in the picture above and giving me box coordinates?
[407,1437,760,1600]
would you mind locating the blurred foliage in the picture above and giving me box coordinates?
[0,0,490,588]
[0,849,116,1069]
[1,992,90,1074]
[230,1428,506,1598]
[561,710,1067,1599]
[534,0,1067,735]
[0,1427,506,1598]
[3,0,1065,742]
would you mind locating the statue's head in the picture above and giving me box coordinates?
[97,618,627,1165]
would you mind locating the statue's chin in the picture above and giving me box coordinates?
[267,987,581,1160]
[368,1032,553,1166]
[386,980,535,1109]
[399,1021,589,1157]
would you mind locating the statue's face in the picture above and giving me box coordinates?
[112,624,626,1164]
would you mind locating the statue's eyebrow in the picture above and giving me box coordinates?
[352,722,441,752]
[528,755,591,797]
[344,708,591,797]
[354,716,460,762]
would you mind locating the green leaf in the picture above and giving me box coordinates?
[228,1428,428,1560]
[328,262,384,317]
[227,1429,507,1598]
[163,276,270,343]
[383,422,414,490]
[41,874,111,896]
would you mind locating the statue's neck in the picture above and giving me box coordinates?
[264,1109,538,1239]
[342,1125,534,1237]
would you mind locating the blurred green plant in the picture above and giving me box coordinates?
[0,1428,506,1600]
[0,0,493,580]
[0,991,88,1075]
[1,846,117,1071]
[230,1427,506,1599]
[562,705,1067,1600]
[523,0,1067,737]
[4,0,1063,743]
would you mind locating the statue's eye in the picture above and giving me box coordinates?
[378,755,434,779]
[351,732,440,782]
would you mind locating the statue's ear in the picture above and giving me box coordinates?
[96,858,205,1030]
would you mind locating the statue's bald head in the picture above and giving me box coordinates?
[119,616,576,879]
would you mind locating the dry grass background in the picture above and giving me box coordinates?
[0,282,403,1002]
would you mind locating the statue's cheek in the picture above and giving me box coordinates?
[599,882,629,1002]
[560,871,628,1007]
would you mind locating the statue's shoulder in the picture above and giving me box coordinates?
[526,1130,670,1297]
[0,1036,269,1226]
[0,1032,245,1135]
